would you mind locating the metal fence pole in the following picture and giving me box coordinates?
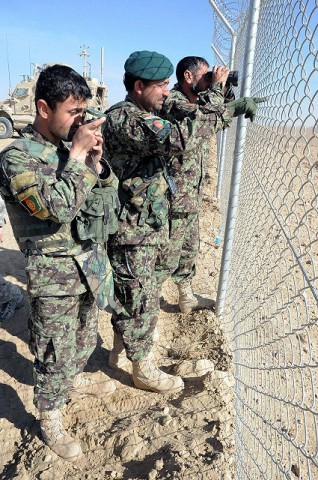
[215,0,261,316]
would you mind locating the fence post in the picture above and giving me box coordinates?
[215,0,261,316]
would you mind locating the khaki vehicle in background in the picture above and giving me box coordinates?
[0,47,108,139]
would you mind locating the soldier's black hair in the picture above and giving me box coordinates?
[123,73,152,93]
[35,64,92,112]
[176,56,209,83]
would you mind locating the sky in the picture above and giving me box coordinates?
[0,0,220,107]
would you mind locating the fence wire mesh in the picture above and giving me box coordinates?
[213,0,318,478]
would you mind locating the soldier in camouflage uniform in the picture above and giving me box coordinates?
[157,56,263,313]
[156,57,230,313]
[104,51,234,394]
[0,65,118,461]
[0,196,26,321]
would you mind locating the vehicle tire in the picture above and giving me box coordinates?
[0,117,13,139]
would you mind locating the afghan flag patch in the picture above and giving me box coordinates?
[21,194,43,215]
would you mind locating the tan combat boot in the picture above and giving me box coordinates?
[40,409,82,462]
[132,353,184,394]
[177,281,199,313]
[177,281,215,314]
[109,328,161,369]
[69,372,116,400]
[108,331,131,369]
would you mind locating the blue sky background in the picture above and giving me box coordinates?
[0,0,219,106]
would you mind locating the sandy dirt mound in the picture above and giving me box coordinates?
[0,138,235,479]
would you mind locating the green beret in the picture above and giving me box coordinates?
[124,50,174,80]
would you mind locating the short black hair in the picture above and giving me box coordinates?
[176,56,209,83]
[123,73,152,93]
[35,64,92,112]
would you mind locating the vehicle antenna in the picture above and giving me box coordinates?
[28,43,32,79]
[100,47,105,86]
[79,45,90,79]
[6,34,12,96]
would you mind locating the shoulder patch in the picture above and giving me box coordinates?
[138,113,172,142]
[10,173,50,220]
[18,187,50,220]
[21,194,42,215]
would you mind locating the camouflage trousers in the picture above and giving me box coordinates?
[26,254,98,411]
[108,239,166,362]
[29,292,98,411]
[155,212,200,287]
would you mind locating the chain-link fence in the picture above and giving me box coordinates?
[211,0,318,480]
[211,0,318,478]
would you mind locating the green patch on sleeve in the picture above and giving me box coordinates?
[139,113,172,142]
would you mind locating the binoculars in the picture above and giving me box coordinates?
[83,107,106,123]
[205,70,239,87]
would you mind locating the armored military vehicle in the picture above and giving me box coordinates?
[0,47,108,139]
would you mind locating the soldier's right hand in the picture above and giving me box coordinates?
[211,65,230,86]
[69,117,105,163]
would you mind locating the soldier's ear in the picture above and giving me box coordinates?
[134,79,145,95]
[184,70,193,85]
[37,99,50,119]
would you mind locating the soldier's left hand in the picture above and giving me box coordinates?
[226,96,266,122]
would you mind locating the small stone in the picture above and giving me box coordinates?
[173,359,214,377]
[155,458,164,470]
[291,464,300,477]
[43,455,52,463]
[194,359,214,376]
[148,469,157,480]
[223,473,232,480]
[159,415,172,426]
[37,470,54,480]
[163,406,169,416]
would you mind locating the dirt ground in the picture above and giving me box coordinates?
[0,136,235,480]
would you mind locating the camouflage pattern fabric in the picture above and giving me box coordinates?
[0,125,111,411]
[28,287,98,411]
[155,213,200,286]
[104,95,230,360]
[75,244,114,311]
[108,224,168,362]
[157,84,228,285]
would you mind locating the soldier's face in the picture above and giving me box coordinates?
[191,64,210,93]
[139,79,170,112]
[47,96,87,143]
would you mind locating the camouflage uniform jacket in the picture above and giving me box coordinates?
[160,83,230,213]
[0,126,115,307]
[104,94,230,243]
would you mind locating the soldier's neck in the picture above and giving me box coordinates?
[33,118,59,146]
[180,83,198,104]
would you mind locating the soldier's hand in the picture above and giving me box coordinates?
[226,96,266,122]
[69,117,105,162]
[211,65,230,86]
[85,133,104,173]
